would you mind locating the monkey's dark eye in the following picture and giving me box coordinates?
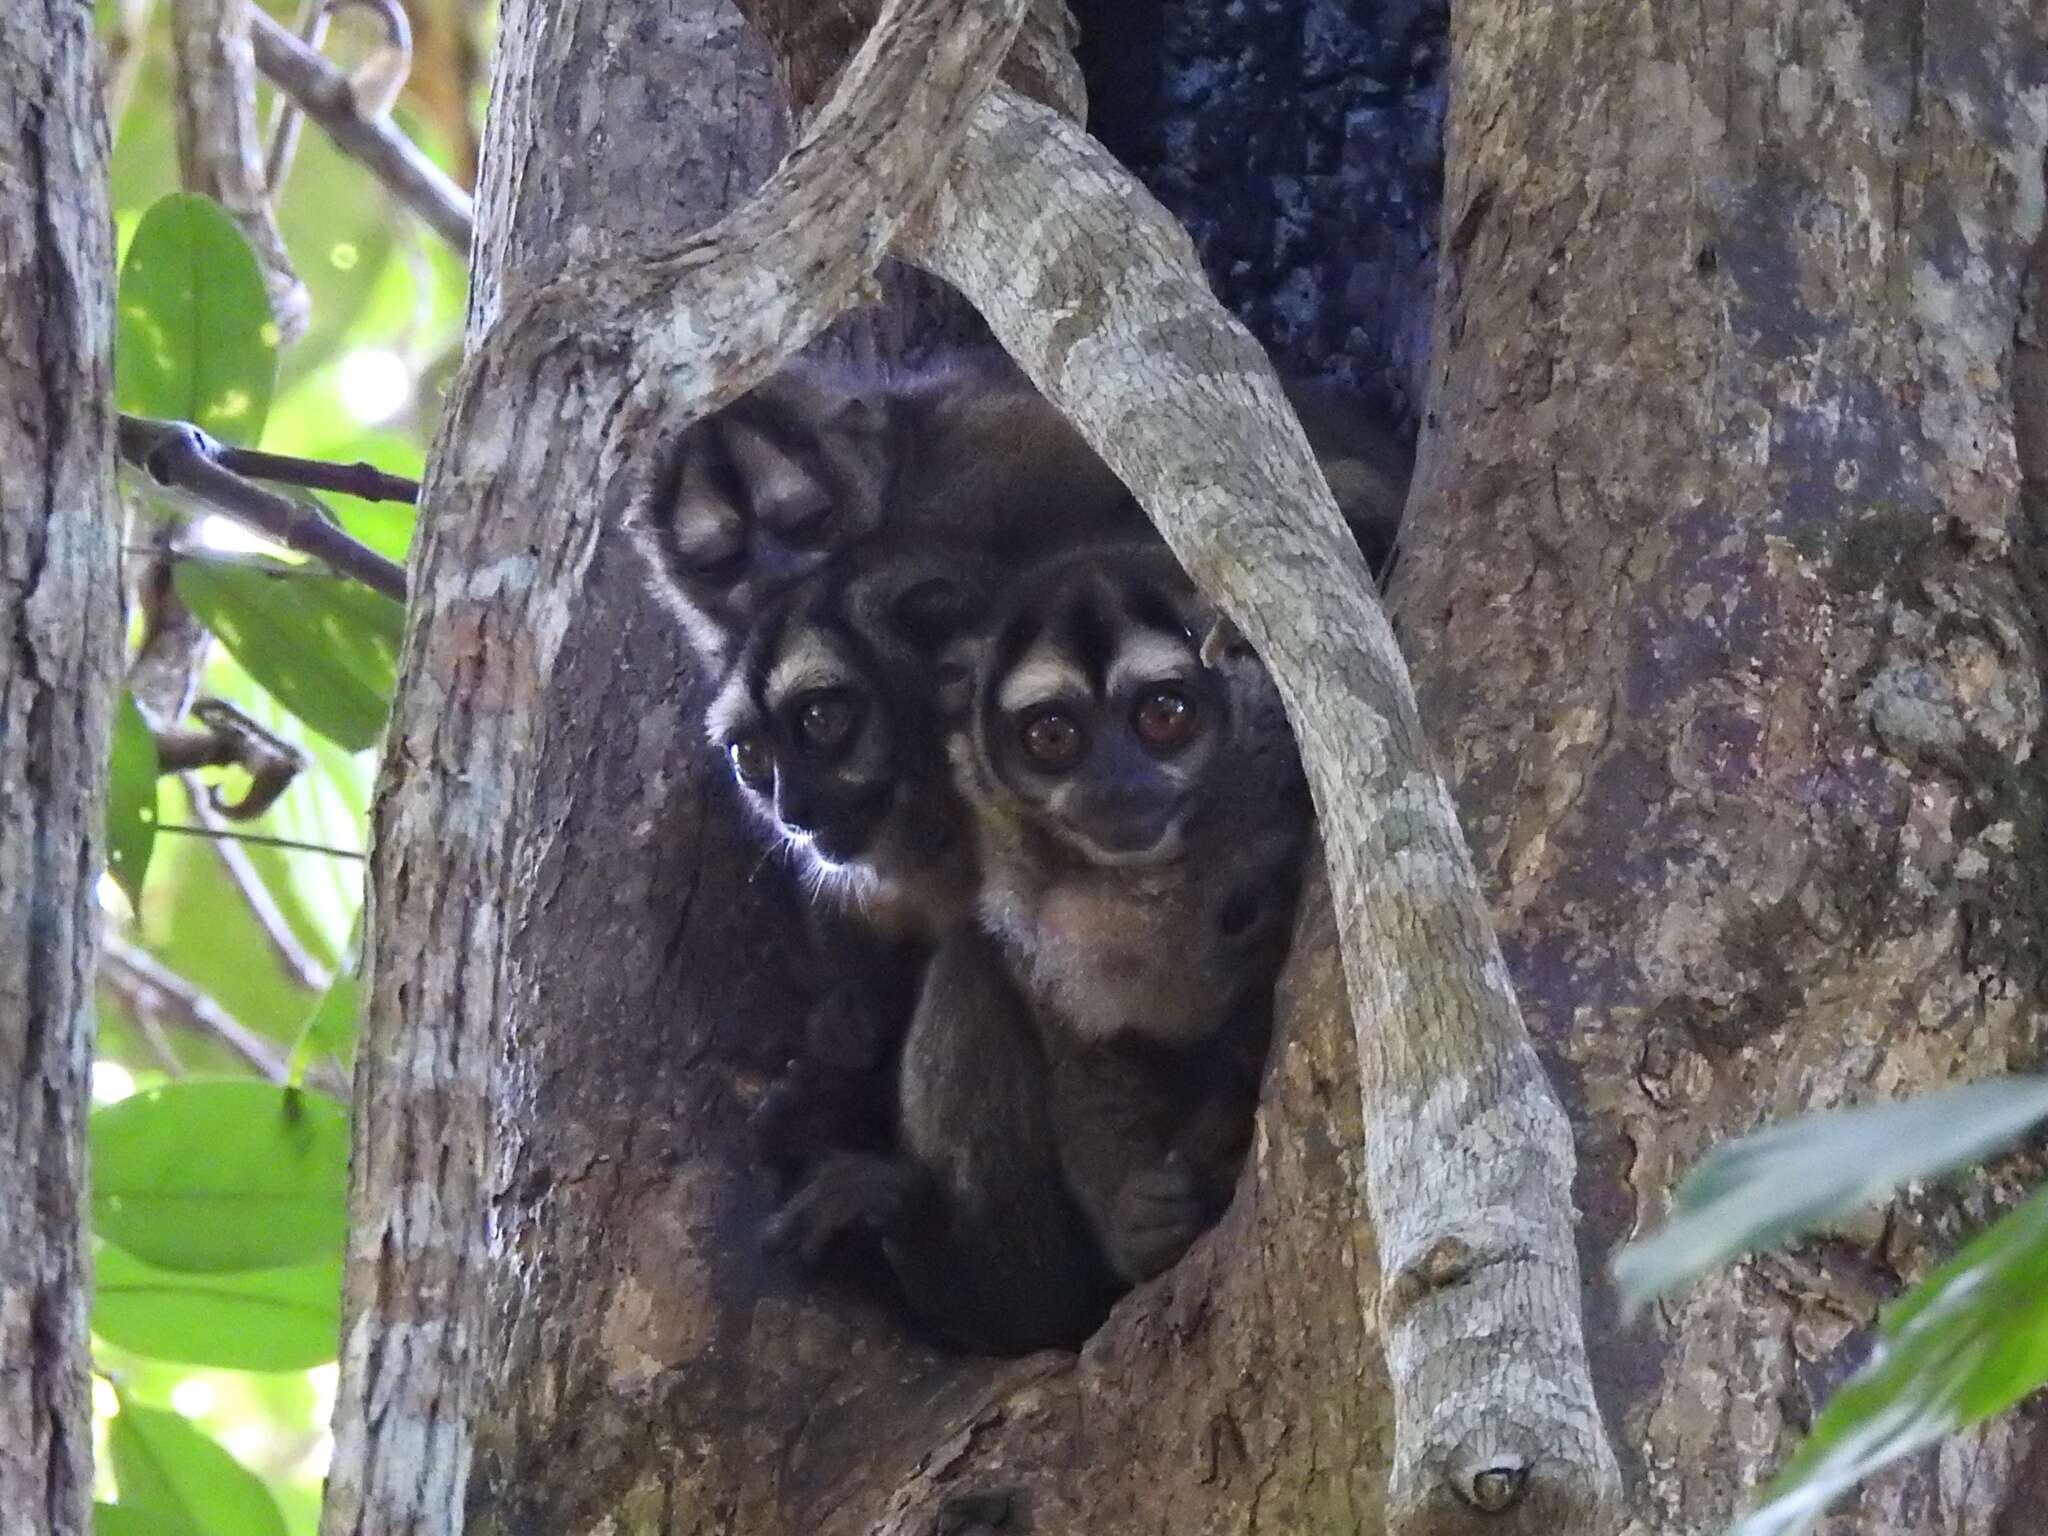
[1131,687,1198,753]
[727,733,773,792]
[794,691,862,755]
[1018,709,1086,771]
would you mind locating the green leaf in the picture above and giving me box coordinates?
[94,1503,203,1536]
[115,193,279,446]
[92,1079,349,1272]
[1612,1075,2048,1316]
[110,1403,288,1536]
[94,1246,341,1371]
[108,691,160,905]
[1732,1184,2048,1536]
[172,556,403,752]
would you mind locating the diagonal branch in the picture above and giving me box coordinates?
[893,84,1623,1536]
[249,4,474,254]
[119,415,409,602]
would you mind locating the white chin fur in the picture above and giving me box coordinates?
[1064,818,1186,869]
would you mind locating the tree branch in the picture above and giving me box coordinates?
[171,0,311,341]
[325,5,1032,1535]
[249,4,474,254]
[99,931,293,1083]
[891,84,1622,1535]
[119,415,410,602]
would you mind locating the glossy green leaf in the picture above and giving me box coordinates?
[172,556,403,752]
[108,691,160,905]
[94,1246,341,1371]
[1732,1184,2048,1536]
[110,1403,288,1536]
[94,1503,202,1536]
[1613,1075,2048,1316]
[115,193,278,445]
[92,1080,348,1272]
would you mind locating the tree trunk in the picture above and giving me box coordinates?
[0,8,119,1535]
[1402,2,2048,1529]
[330,0,2048,1533]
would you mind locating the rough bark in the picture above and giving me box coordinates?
[1403,2,2048,1531]
[323,4,1037,1535]
[0,7,120,1534]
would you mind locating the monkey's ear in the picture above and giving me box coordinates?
[887,575,980,656]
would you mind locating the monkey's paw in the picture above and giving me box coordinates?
[764,1152,930,1267]
[1105,1158,1207,1282]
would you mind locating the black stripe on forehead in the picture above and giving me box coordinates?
[1060,578,1116,685]
[738,596,797,707]
[1121,571,1192,646]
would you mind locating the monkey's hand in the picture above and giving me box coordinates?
[1103,1154,1208,1282]
[748,1062,863,1181]
[764,1151,933,1267]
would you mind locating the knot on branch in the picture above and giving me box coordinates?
[1381,1234,1478,1320]
[1456,1456,1529,1515]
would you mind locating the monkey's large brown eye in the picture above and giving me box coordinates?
[727,733,773,792]
[1019,709,1086,771]
[794,691,861,755]
[1132,687,1198,752]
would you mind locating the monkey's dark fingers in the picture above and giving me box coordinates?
[764,1151,930,1267]
[1107,1161,1207,1281]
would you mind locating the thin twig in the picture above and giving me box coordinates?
[204,440,420,505]
[99,929,350,1097]
[249,5,474,254]
[99,931,291,1083]
[118,416,409,602]
[180,772,333,993]
[157,823,366,860]
[263,0,333,194]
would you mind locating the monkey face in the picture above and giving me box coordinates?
[960,547,1231,868]
[985,639,1225,866]
[706,540,992,913]
[711,629,904,872]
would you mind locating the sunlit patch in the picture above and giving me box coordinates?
[170,1376,216,1418]
[337,347,413,425]
[92,1377,119,1420]
[304,1431,336,1479]
[330,242,361,271]
[213,387,257,425]
[198,515,285,557]
[92,1062,137,1104]
[97,872,133,918]
[259,321,282,350]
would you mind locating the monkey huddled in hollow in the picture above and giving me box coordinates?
[632,349,1408,1354]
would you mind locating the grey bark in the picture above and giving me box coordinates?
[1405,2,2048,1531]
[0,7,120,1534]
[323,3,1036,1534]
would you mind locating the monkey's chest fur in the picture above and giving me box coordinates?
[980,825,1303,1047]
